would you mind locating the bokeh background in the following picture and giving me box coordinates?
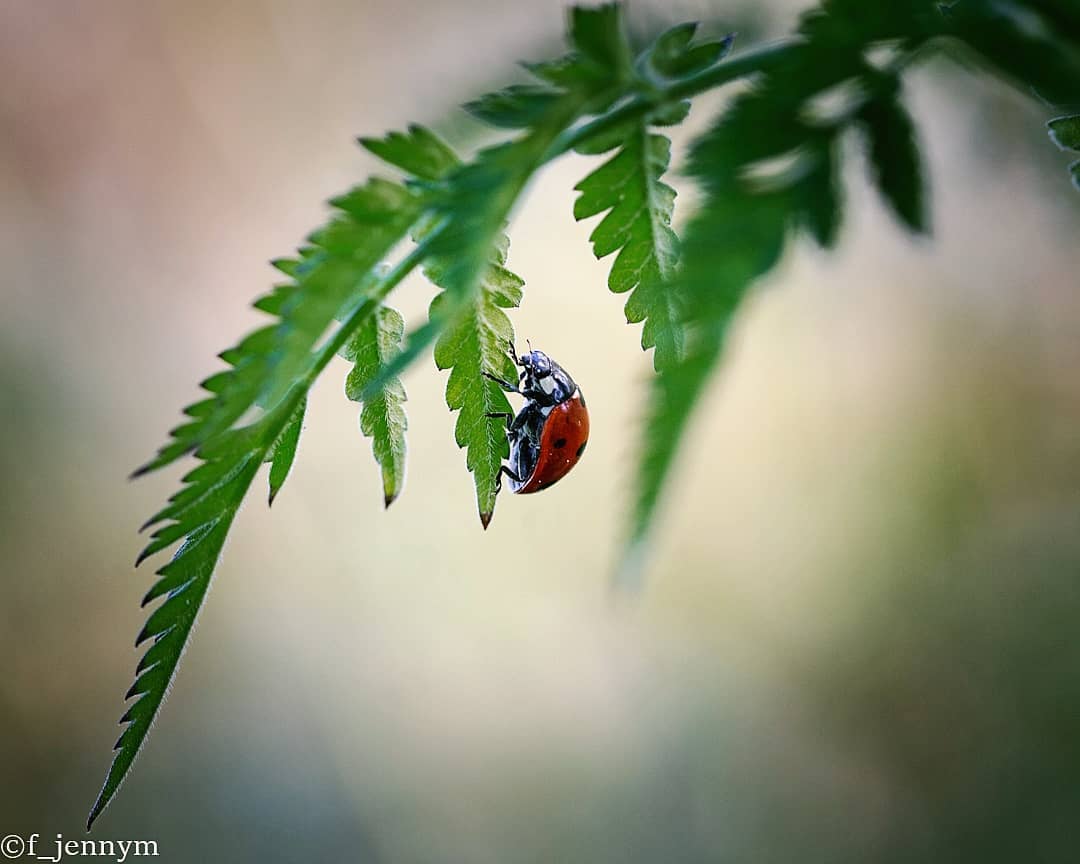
[3,1,1080,861]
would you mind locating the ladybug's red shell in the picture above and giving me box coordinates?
[488,345,589,498]
[515,390,589,494]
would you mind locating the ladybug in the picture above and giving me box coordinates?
[483,341,590,495]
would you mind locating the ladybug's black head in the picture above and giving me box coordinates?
[519,350,552,378]
[517,348,576,405]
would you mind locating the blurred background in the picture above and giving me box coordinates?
[3,1,1080,861]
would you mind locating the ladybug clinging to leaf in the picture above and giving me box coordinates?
[483,341,589,495]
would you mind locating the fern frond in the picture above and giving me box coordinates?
[356,135,532,526]
[364,6,634,401]
[622,191,789,590]
[91,401,288,829]
[344,306,409,507]
[134,177,424,477]
[353,6,642,525]
[90,129,449,829]
[262,180,425,410]
[356,142,535,526]
[572,25,732,372]
[620,1,946,585]
[430,236,524,528]
[622,0,1080,581]
[574,129,683,370]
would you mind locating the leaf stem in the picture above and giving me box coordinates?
[298,227,443,395]
[543,39,799,162]
[248,225,443,451]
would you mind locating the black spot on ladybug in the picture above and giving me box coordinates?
[553,437,567,449]
[576,441,587,458]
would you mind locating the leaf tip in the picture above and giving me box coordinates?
[479,510,493,530]
[384,491,398,509]
[87,777,115,832]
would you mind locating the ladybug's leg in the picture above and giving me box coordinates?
[482,371,520,393]
[494,465,521,494]
[485,411,514,430]
[508,401,542,436]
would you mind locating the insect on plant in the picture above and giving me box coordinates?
[483,341,590,497]
[87,0,1080,830]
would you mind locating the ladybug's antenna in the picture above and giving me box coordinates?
[526,338,532,354]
